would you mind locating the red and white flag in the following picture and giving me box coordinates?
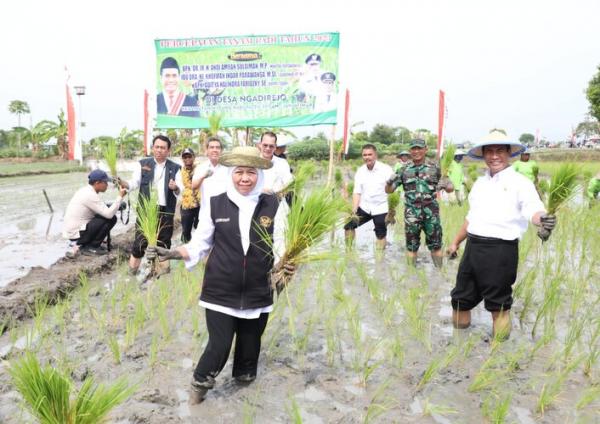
[143,89,150,155]
[65,67,79,162]
[437,90,445,159]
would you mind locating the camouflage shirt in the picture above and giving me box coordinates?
[393,160,441,206]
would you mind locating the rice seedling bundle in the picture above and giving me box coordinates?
[386,191,401,225]
[538,163,578,240]
[102,139,118,179]
[334,168,343,190]
[269,187,349,294]
[9,353,134,424]
[136,190,161,275]
[439,143,457,178]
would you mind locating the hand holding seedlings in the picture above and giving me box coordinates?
[146,246,183,261]
[537,214,557,241]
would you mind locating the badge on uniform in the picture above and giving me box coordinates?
[259,216,273,228]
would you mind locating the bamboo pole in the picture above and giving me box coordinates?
[326,125,336,186]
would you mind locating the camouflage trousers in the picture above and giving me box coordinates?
[404,202,442,252]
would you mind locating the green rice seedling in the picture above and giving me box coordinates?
[358,339,384,387]
[401,287,431,352]
[295,314,315,355]
[334,168,343,190]
[267,187,349,294]
[281,161,316,197]
[576,385,600,410]
[387,335,405,369]
[482,392,512,424]
[102,138,118,179]
[468,356,507,393]
[422,398,457,418]
[136,190,162,277]
[346,180,354,200]
[124,317,137,348]
[364,379,395,423]
[242,398,257,424]
[30,292,49,336]
[286,397,303,424]
[106,334,121,365]
[53,297,71,335]
[346,301,362,348]
[513,268,537,327]
[561,314,587,363]
[417,344,459,389]
[440,143,457,178]
[9,352,135,424]
[584,317,600,377]
[461,333,478,359]
[546,163,579,214]
[149,334,160,367]
[531,275,562,339]
[536,356,583,415]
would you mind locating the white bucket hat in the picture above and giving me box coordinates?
[467,130,525,159]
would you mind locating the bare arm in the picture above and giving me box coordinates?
[352,193,361,213]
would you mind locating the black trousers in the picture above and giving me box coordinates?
[77,215,117,248]
[451,234,519,312]
[193,309,269,384]
[180,207,200,243]
[131,208,174,258]
[343,207,387,239]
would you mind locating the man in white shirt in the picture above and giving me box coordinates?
[62,170,127,257]
[258,131,293,194]
[192,136,229,209]
[446,131,556,339]
[344,144,395,250]
[118,135,183,275]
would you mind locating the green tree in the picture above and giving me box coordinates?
[8,100,30,128]
[369,124,397,145]
[586,65,600,122]
[576,118,600,139]
[30,120,58,153]
[519,133,535,145]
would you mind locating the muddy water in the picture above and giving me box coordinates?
[0,169,133,286]
[0,211,596,422]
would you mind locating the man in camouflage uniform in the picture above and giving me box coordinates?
[386,139,453,267]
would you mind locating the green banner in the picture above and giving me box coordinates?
[154,32,339,129]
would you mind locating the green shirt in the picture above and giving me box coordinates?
[587,177,600,200]
[513,160,539,182]
[394,160,441,206]
[448,161,464,191]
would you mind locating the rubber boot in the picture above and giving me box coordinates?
[452,309,471,329]
[375,238,386,250]
[431,253,443,269]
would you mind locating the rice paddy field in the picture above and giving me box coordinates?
[0,160,598,423]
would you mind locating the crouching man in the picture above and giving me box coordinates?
[62,169,127,257]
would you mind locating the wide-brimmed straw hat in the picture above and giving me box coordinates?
[219,146,273,169]
[467,130,525,159]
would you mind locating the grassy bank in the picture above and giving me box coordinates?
[0,161,86,177]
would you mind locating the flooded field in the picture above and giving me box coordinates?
[0,201,597,423]
[0,166,133,286]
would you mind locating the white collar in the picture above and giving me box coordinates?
[485,166,513,180]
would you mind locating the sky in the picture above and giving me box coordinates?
[1,0,599,143]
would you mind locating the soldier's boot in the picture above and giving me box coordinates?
[406,255,417,267]
[492,311,511,341]
[431,253,443,269]
[344,229,355,248]
[375,238,386,250]
[452,309,471,329]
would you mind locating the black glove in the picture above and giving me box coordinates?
[146,246,172,261]
[540,214,556,231]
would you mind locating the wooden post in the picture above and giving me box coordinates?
[42,189,54,213]
[326,125,337,186]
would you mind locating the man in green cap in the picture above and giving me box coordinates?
[512,149,539,185]
[394,151,411,173]
[386,139,453,267]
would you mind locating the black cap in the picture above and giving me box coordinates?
[305,53,322,64]
[181,147,195,157]
[160,57,180,73]
[321,72,336,82]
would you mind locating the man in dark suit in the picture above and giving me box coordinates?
[157,57,200,118]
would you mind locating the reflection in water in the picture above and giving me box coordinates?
[17,218,36,231]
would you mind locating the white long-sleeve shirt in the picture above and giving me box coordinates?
[62,185,123,239]
[467,166,545,240]
[353,161,395,215]
[128,160,183,206]
[262,155,293,193]
[191,161,229,208]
